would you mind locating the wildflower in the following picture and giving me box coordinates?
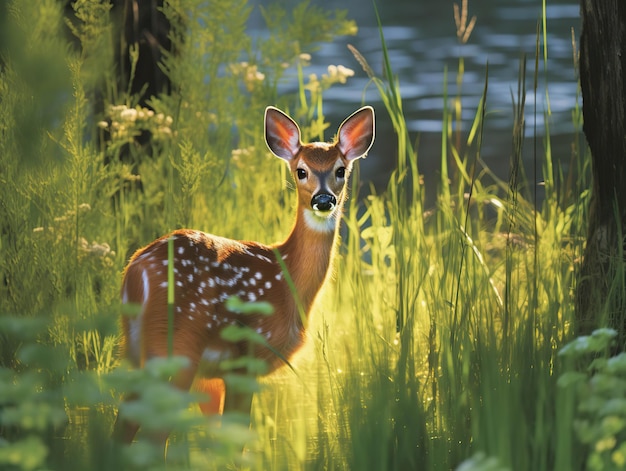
[298,53,311,67]
[305,73,321,94]
[79,237,116,258]
[613,445,626,467]
[595,435,616,453]
[321,64,355,87]
[105,104,173,143]
[230,62,265,92]
[120,107,138,122]
[231,147,255,170]
[156,126,172,138]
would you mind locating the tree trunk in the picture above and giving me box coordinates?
[576,0,626,347]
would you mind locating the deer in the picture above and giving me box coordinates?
[112,105,375,447]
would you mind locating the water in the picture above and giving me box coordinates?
[250,0,582,193]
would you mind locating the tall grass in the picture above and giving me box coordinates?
[0,0,606,470]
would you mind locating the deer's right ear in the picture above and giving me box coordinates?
[265,106,302,161]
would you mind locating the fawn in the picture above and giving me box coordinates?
[113,105,375,445]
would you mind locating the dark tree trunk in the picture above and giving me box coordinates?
[65,0,176,158]
[118,0,173,105]
[576,0,626,346]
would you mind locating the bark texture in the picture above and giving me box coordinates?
[576,0,626,345]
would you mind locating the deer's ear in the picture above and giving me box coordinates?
[337,106,375,161]
[265,107,302,161]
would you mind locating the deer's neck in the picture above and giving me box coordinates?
[275,206,341,313]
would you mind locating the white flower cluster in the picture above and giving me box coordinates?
[33,203,115,263]
[78,237,115,258]
[231,146,257,171]
[97,104,174,142]
[229,62,265,92]
[305,64,355,94]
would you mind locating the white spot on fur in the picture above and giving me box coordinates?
[247,292,257,302]
[256,253,272,262]
[265,281,272,289]
[122,284,129,304]
[142,269,150,304]
[127,316,142,365]
[201,347,230,364]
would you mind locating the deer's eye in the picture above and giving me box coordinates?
[296,168,307,180]
[336,167,346,179]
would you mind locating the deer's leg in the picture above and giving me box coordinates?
[223,379,254,427]
[112,360,200,447]
[194,378,226,415]
[112,392,141,443]
[146,363,199,453]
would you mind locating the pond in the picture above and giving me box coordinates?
[250,0,582,196]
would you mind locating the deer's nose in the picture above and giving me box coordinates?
[311,193,336,212]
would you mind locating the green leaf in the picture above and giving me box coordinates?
[557,371,587,389]
[144,355,190,380]
[559,329,617,357]
[0,436,48,471]
[223,373,261,395]
[220,356,268,375]
[220,325,267,345]
[1,401,67,431]
[225,296,274,315]
[606,353,626,375]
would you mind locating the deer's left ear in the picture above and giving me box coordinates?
[337,106,375,161]
[265,106,302,161]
